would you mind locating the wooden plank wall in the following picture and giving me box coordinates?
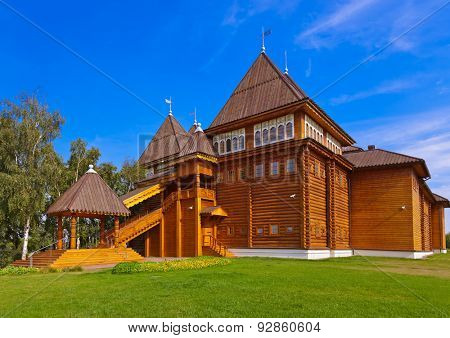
[334,166,350,249]
[181,198,196,256]
[350,167,416,251]
[216,183,250,247]
[431,205,446,250]
[163,204,177,256]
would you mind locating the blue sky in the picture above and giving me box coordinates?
[1,0,450,228]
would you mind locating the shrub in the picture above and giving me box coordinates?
[446,233,450,249]
[112,257,231,274]
[0,266,39,276]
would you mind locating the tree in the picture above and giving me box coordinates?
[117,159,145,196]
[67,138,100,183]
[0,94,64,260]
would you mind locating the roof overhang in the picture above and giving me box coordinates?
[121,184,162,208]
[200,206,228,218]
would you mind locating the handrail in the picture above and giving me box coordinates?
[203,234,229,257]
[27,239,61,268]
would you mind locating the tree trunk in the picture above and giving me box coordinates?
[21,216,31,260]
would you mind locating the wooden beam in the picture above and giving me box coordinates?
[248,184,253,248]
[176,179,182,257]
[70,216,77,249]
[99,217,105,246]
[160,192,165,257]
[114,216,119,247]
[302,147,311,249]
[145,230,151,257]
[57,216,63,250]
[194,170,202,256]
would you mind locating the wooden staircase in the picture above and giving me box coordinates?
[11,250,66,268]
[202,235,233,257]
[50,247,143,268]
[105,208,162,247]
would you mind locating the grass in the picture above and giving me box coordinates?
[0,254,449,318]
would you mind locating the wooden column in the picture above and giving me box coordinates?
[302,147,311,249]
[160,192,165,257]
[248,184,253,248]
[194,171,202,256]
[145,230,151,257]
[176,179,182,257]
[57,216,63,249]
[99,217,105,246]
[326,160,336,249]
[70,216,77,249]
[114,216,119,247]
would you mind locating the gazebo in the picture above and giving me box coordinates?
[47,165,130,249]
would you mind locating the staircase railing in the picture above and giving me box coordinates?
[27,239,61,268]
[203,235,229,257]
[105,208,162,247]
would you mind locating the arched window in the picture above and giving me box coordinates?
[226,139,231,153]
[232,137,238,152]
[255,131,261,147]
[270,127,277,142]
[238,135,245,150]
[220,140,225,154]
[286,122,293,139]
[213,142,219,153]
[278,125,285,141]
[263,129,269,144]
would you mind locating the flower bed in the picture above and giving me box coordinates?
[0,266,40,276]
[112,257,231,274]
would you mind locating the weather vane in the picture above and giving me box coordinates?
[164,97,172,115]
[261,27,271,53]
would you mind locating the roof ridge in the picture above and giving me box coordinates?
[368,148,424,162]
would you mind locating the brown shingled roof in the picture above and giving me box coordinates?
[47,167,130,217]
[342,145,363,153]
[180,128,216,157]
[433,193,450,207]
[343,148,430,178]
[209,53,306,129]
[139,114,190,166]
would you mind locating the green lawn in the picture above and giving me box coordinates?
[1,254,449,318]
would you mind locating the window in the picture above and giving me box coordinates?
[286,226,293,234]
[270,127,277,142]
[271,161,279,175]
[239,135,245,150]
[278,124,285,141]
[255,164,264,178]
[239,168,246,180]
[226,139,231,153]
[305,114,323,143]
[216,173,223,183]
[240,227,248,235]
[227,170,234,182]
[255,130,261,147]
[219,140,225,154]
[257,227,264,236]
[232,137,238,152]
[270,225,279,235]
[262,129,269,145]
[213,142,219,153]
[286,121,293,139]
[314,161,319,177]
[286,159,295,173]
[227,226,234,236]
[326,133,342,154]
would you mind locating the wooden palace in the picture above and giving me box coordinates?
[14,50,448,268]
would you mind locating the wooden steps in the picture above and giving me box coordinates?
[202,246,222,257]
[11,250,66,268]
[105,208,162,246]
[202,235,234,257]
[50,248,143,268]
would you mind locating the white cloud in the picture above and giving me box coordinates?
[330,77,418,105]
[305,57,312,78]
[222,0,300,27]
[295,0,447,52]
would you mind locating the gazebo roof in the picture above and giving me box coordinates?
[47,165,130,217]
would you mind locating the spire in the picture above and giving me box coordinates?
[86,164,97,174]
[261,27,271,54]
[284,50,288,74]
[195,122,203,133]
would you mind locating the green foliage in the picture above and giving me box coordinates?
[0,93,146,267]
[112,257,232,274]
[0,266,39,276]
[446,233,450,249]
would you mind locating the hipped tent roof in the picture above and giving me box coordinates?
[47,167,130,217]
